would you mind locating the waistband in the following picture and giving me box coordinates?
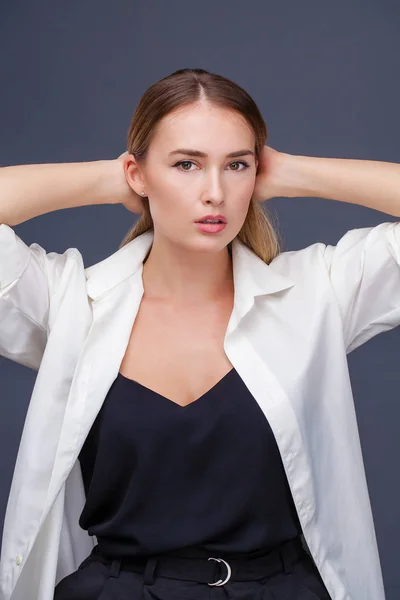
[82,536,307,586]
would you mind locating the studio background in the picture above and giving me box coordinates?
[0,1,399,597]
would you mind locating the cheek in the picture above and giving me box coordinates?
[148,191,185,223]
[151,176,183,204]
[234,179,255,203]
[233,195,252,223]
[234,172,256,192]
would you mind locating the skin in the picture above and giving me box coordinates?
[124,101,259,306]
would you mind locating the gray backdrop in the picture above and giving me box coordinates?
[1,1,399,597]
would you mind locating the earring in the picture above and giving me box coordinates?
[140,191,146,196]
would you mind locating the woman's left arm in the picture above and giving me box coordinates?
[255,147,400,217]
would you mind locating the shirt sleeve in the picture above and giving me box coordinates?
[322,221,400,353]
[0,223,77,371]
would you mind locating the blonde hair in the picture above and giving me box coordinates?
[119,68,282,264]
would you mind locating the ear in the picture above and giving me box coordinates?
[124,154,147,196]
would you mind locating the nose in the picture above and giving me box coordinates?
[203,170,225,205]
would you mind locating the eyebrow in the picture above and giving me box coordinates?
[168,148,255,158]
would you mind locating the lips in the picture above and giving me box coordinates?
[195,221,227,232]
[195,215,227,223]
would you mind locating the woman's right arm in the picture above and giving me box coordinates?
[0,158,133,226]
[0,156,142,370]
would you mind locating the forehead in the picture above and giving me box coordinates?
[151,102,255,152]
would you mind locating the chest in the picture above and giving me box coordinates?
[119,295,235,407]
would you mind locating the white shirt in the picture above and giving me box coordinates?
[1,220,398,600]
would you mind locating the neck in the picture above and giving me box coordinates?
[142,237,234,305]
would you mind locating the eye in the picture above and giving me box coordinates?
[174,160,195,171]
[229,160,250,171]
[172,160,250,172]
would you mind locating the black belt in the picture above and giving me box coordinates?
[83,536,307,586]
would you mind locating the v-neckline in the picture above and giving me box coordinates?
[117,367,235,409]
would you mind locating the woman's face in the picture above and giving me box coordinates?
[128,101,259,253]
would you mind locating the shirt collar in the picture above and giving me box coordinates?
[85,230,296,308]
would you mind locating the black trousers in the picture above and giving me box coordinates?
[54,537,332,599]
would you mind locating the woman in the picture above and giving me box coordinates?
[1,68,399,600]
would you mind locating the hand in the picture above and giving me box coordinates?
[252,145,293,203]
[116,151,145,215]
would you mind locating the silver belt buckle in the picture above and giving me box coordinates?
[207,557,232,586]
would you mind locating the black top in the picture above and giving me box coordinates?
[78,367,302,559]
